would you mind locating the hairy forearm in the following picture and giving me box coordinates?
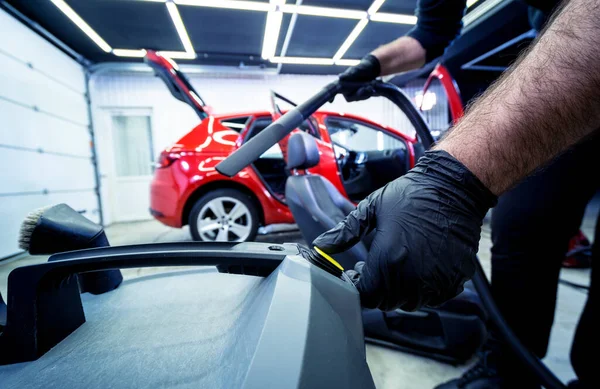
[437,0,600,195]
[372,36,427,76]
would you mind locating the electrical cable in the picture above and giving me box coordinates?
[471,257,566,389]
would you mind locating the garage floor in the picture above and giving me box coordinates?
[1,196,596,388]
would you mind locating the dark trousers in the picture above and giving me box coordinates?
[490,133,599,386]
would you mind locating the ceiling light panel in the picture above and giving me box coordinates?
[369,12,417,24]
[261,0,285,60]
[174,0,272,12]
[333,18,368,61]
[367,0,386,15]
[334,59,361,66]
[50,0,112,52]
[281,4,366,20]
[270,56,334,65]
[166,0,196,57]
[113,48,148,57]
[158,50,198,59]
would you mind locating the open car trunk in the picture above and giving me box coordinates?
[144,50,209,120]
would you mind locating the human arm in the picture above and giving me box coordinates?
[315,0,600,311]
[339,0,466,100]
[438,0,600,195]
[374,0,467,75]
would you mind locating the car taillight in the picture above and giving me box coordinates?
[156,151,180,168]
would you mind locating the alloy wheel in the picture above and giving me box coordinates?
[196,196,252,242]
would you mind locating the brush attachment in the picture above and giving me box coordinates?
[18,205,52,251]
[18,204,122,294]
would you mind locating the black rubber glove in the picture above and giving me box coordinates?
[313,150,497,311]
[338,54,381,102]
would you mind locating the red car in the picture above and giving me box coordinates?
[147,51,456,242]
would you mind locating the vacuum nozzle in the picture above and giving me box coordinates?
[301,246,344,278]
[20,204,109,254]
[18,204,123,295]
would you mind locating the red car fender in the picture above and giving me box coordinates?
[174,153,293,227]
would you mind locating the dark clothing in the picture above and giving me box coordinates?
[407,0,561,62]
[490,134,599,387]
[407,0,467,62]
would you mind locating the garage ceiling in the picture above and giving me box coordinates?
[3,0,491,74]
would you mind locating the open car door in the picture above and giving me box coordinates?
[268,91,288,161]
[419,63,464,139]
[144,50,210,120]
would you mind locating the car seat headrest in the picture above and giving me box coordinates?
[287,132,320,170]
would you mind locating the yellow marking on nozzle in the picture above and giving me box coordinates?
[314,246,344,271]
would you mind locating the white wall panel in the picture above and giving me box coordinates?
[0,53,88,125]
[0,9,85,94]
[0,99,91,157]
[0,148,95,194]
[0,9,96,258]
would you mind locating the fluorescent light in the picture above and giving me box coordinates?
[333,18,368,61]
[369,12,417,24]
[270,57,334,65]
[415,91,437,111]
[112,48,147,57]
[50,0,112,52]
[334,59,360,66]
[261,0,285,60]
[166,1,196,57]
[175,0,272,11]
[467,0,480,8]
[158,50,197,59]
[367,0,386,15]
[281,4,366,19]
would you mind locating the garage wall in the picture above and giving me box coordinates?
[0,9,97,258]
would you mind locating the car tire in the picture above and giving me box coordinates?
[189,189,259,242]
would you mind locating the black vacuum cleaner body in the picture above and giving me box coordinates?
[0,243,375,388]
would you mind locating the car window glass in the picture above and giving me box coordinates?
[326,118,406,152]
[219,116,250,132]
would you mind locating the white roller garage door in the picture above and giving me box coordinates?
[0,9,99,258]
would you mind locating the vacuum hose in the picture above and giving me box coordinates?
[471,257,566,389]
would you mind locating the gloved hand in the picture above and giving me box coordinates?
[313,150,497,311]
[338,54,381,102]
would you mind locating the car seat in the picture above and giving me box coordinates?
[285,133,368,269]
[285,132,487,363]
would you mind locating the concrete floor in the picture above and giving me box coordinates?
[0,197,596,388]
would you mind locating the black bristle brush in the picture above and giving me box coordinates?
[18,204,123,295]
